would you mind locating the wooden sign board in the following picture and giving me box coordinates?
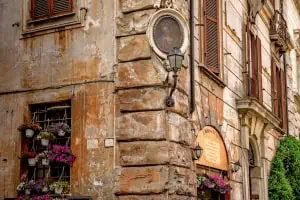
[195,126,229,171]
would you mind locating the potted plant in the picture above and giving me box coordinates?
[48,145,76,166]
[36,151,49,166]
[22,151,37,167]
[49,181,69,194]
[197,175,231,194]
[37,131,55,146]
[32,195,52,200]
[17,181,27,193]
[49,123,70,137]
[18,123,42,138]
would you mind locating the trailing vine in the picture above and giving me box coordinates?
[268,137,300,200]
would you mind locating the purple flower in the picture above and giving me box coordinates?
[48,145,76,166]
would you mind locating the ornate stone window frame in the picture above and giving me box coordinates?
[147,9,189,59]
[21,0,86,38]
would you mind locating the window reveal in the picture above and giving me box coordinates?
[21,101,72,184]
[31,0,72,19]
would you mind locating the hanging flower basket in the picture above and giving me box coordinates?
[28,158,37,166]
[49,123,70,137]
[41,139,49,146]
[197,175,231,194]
[25,129,35,138]
[58,129,66,137]
[42,158,50,166]
[50,181,69,194]
[18,123,42,138]
[48,145,76,166]
[37,131,55,147]
[41,185,49,193]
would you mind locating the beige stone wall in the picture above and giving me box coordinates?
[284,0,300,138]
[0,0,299,199]
[0,0,116,199]
[115,0,196,199]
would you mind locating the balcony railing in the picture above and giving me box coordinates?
[270,10,290,51]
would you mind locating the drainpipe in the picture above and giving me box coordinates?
[190,0,195,113]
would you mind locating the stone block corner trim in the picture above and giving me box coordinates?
[115,166,168,195]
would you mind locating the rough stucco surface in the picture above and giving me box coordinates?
[0,0,116,199]
[0,0,299,200]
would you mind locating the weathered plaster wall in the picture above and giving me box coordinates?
[0,0,116,199]
[0,0,115,92]
[284,0,300,138]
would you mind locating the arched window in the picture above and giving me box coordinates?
[248,143,260,200]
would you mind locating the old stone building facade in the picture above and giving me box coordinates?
[0,0,299,200]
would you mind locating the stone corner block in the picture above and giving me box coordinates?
[116,9,156,37]
[170,90,189,117]
[116,60,162,88]
[118,87,166,111]
[115,166,168,195]
[167,112,193,146]
[116,111,166,141]
[169,142,192,168]
[118,35,151,62]
[119,141,169,166]
[116,111,167,141]
[169,167,197,197]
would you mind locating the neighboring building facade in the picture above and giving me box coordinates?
[0,0,299,200]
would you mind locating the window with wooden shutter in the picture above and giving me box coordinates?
[31,0,72,19]
[246,23,263,102]
[203,0,220,75]
[271,56,288,130]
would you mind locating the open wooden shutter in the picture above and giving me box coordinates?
[204,0,219,74]
[256,37,263,103]
[250,33,257,98]
[246,22,252,96]
[271,58,278,116]
[32,0,50,19]
[52,0,72,15]
[281,69,288,130]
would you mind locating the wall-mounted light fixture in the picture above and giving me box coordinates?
[231,160,241,173]
[165,47,184,107]
[192,143,203,161]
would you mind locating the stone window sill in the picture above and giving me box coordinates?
[198,64,226,88]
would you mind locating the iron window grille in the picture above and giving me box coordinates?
[21,100,72,183]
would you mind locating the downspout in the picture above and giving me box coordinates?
[190,0,195,113]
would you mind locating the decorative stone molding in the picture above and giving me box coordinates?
[248,0,266,23]
[147,9,189,59]
[154,0,174,9]
[294,29,300,54]
[237,98,280,130]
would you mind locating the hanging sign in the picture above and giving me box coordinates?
[195,126,229,171]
